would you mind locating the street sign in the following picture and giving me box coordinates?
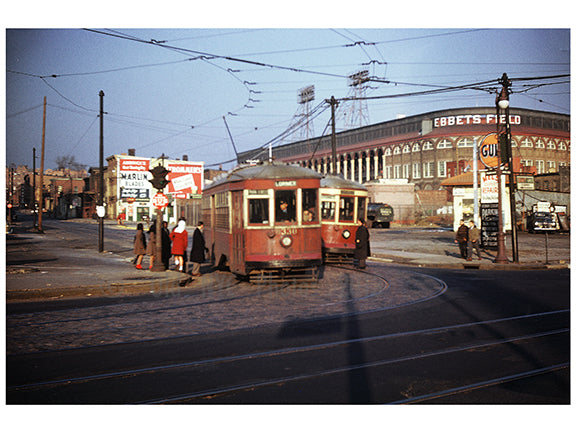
[479,133,499,168]
[152,192,169,209]
[516,175,535,190]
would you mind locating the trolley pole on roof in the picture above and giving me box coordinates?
[327,96,339,174]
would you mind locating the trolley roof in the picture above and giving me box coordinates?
[207,162,322,189]
[320,174,367,191]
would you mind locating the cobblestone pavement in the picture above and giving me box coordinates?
[6,264,445,355]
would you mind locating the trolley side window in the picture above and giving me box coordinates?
[248,198,269,224]
[302,189,318,223]
[357,197,367,222]
[321,198,336,221]
[214,192,230,230]
[275,190,296,223]
[339,196,355,222]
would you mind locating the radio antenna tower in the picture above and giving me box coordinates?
[285,85,315,149]
[339,70,370,130]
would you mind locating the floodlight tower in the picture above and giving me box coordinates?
[341,70,370,130]
[286,85,315,148]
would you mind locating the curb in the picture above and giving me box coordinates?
[369,254,570,271]
[6,272,192,302]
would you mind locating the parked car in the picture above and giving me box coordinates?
[527,211,559,233]
[367,203,394,228]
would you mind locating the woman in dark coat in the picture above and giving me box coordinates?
[133,223,147,269]
[189,221,206,276]
[147,221,157,269]
[354,218,371,269]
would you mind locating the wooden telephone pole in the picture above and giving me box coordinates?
[37,96,47,232]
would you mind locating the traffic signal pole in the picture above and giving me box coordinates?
[149,162,171,272]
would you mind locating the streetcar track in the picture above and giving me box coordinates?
[135,327,570,404]
[8,309,569,396]
[6,266,439,356]
[7,266,391,326]
[390,363,570,404]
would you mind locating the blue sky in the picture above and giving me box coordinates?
[4,23,571,171]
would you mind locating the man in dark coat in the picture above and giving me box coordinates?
[455,219,469,259]
[190,221,206,276]
[354,218,370,269]
[161,221,171,270]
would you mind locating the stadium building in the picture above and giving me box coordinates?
[240,107,570,191]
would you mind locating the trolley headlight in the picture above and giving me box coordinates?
[342,230,351,239]
[280,235,293,248]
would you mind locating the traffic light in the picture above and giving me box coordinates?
[149,165,171,190]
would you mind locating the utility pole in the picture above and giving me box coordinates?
[496,73,518,263]
[326,96,339,174]
[98,90,105,253]
[32,147,37,228]
[38,96,47,233]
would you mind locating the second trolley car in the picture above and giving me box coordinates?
[202,162,323,280]
[320,175,368,262]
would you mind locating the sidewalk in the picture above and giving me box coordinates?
[369,226,570,270]
[5,218,570,302]
[5,218,190,302]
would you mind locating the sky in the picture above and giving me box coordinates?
[3,8,572,174]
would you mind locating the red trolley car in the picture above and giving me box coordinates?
[202,162,323,280]
[320,175,368,262]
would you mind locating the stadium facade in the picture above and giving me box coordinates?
[240,107,570,191]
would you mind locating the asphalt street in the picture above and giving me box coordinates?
[5,214,571,407]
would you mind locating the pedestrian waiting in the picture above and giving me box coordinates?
[467,221,482,261]
[170,217,188,273]
[133,223,147,270]
[455,219,468,259]
[354,218,371,269]
[190,221,207,276]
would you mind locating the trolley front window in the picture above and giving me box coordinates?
[357,197,367,222]
[321,200,336,221]
[276,190,296,223]
[302,189,318,223]
[339,196,355,222]
[248,198,269,224]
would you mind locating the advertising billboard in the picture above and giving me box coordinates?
[166,161,204,199]
[118,158,151,201]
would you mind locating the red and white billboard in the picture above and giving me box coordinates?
[119,158,150,172]
[166,161,204,199]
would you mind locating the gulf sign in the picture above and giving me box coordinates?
[166,161,204,198]
[434,114,521,128]
[479,133,500,168]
